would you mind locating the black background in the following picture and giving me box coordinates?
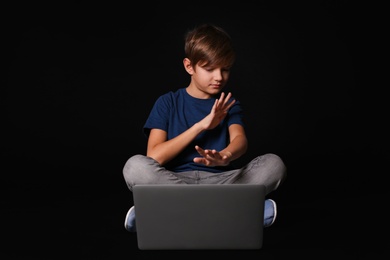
[3,1,388,259]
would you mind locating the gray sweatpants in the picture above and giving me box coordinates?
[123,153,287,196]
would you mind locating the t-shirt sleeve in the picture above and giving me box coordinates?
[143,93,172,137]
[227,100,245,127]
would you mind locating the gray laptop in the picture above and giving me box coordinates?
[132,184,266,250]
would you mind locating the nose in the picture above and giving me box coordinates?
[213,69,223,81]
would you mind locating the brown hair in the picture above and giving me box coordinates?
[184,24,235,69]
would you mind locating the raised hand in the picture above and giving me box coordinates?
[199,92,235,130]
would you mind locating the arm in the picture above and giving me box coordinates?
[146,125,203,166]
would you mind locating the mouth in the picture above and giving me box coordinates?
[211,83,221,89]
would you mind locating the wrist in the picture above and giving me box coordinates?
[194,122,206,132]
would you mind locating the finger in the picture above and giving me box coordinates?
[225,98,236,110]
[195,145,206,156]
[194,157,211,166]
[204,150,214,158]
[211,98,218,110]
[215,92,225,109]
[223,92,232,106]
[219,92,225,103]
[195,145,204,152]
[220,93,235,112]
[212,150,223,159]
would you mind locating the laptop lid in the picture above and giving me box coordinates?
[132,184,266,250]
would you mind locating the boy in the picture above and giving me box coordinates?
[123,23,287,232]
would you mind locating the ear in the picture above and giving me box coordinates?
[183,58,194,75]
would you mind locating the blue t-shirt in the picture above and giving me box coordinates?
[143,88,245,173]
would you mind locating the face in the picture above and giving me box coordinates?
[184,58,231,99]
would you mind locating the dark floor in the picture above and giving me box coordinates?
[1,151,388,259]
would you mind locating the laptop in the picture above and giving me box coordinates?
[132,184,266,250]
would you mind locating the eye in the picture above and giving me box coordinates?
[201,66,214,72]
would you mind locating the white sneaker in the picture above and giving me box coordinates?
[124,206,136,232]
[264,199,277,227]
